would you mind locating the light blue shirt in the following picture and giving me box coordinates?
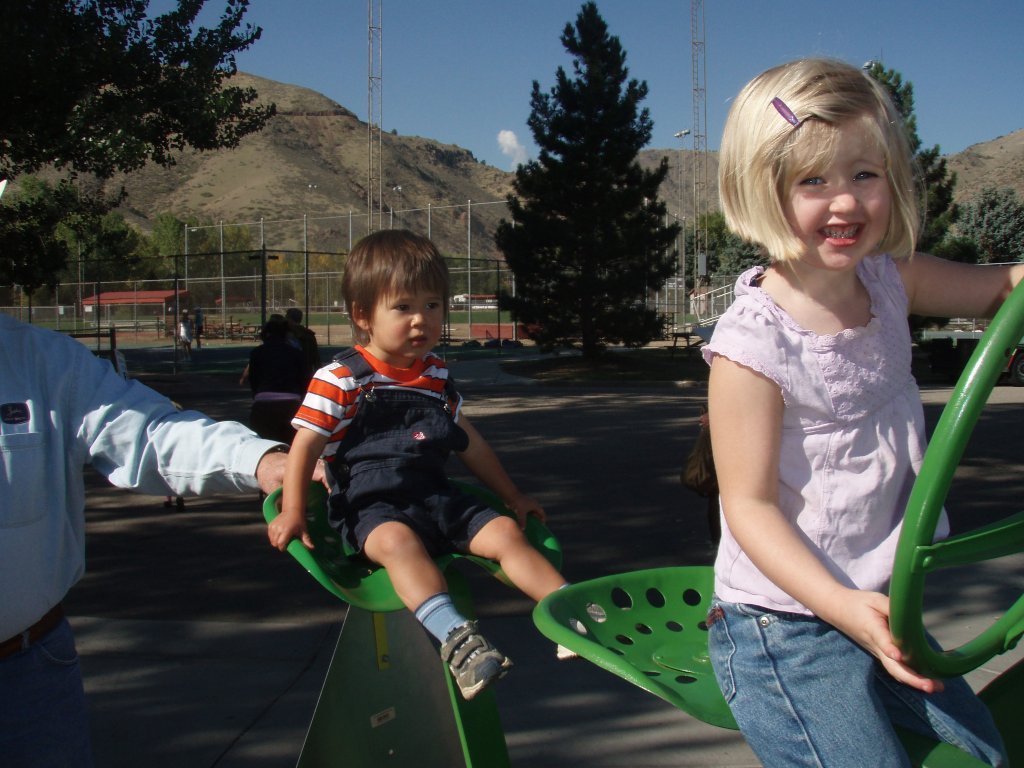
[0,314,281,639]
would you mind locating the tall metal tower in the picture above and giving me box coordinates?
[367,0,383,233]
[690,0,709,284]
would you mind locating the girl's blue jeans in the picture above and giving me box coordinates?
[708,600,1006,767]
[0,618,94,767]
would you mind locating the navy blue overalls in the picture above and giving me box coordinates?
[326,348,497,557]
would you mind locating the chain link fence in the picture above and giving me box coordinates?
[2,199,706,344]
[1,252,525,349]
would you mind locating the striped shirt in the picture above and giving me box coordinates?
[292,345,462,461]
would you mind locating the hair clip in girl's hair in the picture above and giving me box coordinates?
[771,97,801,127]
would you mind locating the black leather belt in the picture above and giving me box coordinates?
[0,603,65,659]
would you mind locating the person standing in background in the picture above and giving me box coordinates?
[193,307,205,350]
[285,307,321,378]
[178,310,194,361]
[240,315,310,444]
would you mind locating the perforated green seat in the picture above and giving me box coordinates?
[262,480,563,612]
[533,565,737,730]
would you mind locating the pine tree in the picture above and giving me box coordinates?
[864,62,957,251]
[495,2,678,358]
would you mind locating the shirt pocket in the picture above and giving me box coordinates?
[0,431,47,527]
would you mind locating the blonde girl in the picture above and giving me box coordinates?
[703,58,1021,767]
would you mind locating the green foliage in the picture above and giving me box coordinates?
[0,178,119,292]
[0,1,274,290]
[495,2,678,357]
[145,213,257,280]
[700,211,764,277]
[955,188,1024,263]
[931,236,980,265]
[150,213,187,257]
[0,0,274,180]
[183,220,257,278]
[864,62,957,251]
[915,146,957,252]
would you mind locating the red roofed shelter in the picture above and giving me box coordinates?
[81,289,188,330]
[81,289,186,312]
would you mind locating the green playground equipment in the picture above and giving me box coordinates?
[534,281,1024,767]
[530,565,735,730]
[263,480,561,768]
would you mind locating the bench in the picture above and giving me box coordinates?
[670,330,704,356]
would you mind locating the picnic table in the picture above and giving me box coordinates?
[670,329,705,355]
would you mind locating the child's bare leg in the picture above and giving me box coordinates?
[468,516,567,601]
[364,520,512,699]
[362,521,446,611]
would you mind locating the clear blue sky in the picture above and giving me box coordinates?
[215,0,1022,170]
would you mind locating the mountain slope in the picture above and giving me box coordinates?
[947,129,1024,203]
[113,73,514,258]
[108,73,1022,258]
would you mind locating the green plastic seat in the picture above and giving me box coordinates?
[532,565,737,730]
[262,479,563,613]
[265,479,562,768]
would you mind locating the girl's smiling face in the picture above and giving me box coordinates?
[783,118,893,273]
[356,289,445,368]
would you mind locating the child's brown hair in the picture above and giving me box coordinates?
[342,229,450,345]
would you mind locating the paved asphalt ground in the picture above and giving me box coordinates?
[65,342,1024,767]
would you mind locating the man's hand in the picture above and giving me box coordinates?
[255,448,325,496]
[255,449,288,495]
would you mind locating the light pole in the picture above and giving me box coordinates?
[186,226,200,304]
[674,129,691,320]
[183,224,189,294]
[219,220,226,340]
[392,185,402,228]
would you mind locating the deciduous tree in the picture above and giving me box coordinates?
[0,0,274,290]
[0,0,273,180]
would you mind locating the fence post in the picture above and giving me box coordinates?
[512,272,518,342]
[260,218,267,327]
[260,245,268,329]
[94,270,102,351]
[467,199,472,337]
[220,220,227,340]
[303,214,310,322]
[495,259,502,353]
[173,260,181,375]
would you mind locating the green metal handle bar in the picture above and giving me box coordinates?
[890,279,1024,678]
